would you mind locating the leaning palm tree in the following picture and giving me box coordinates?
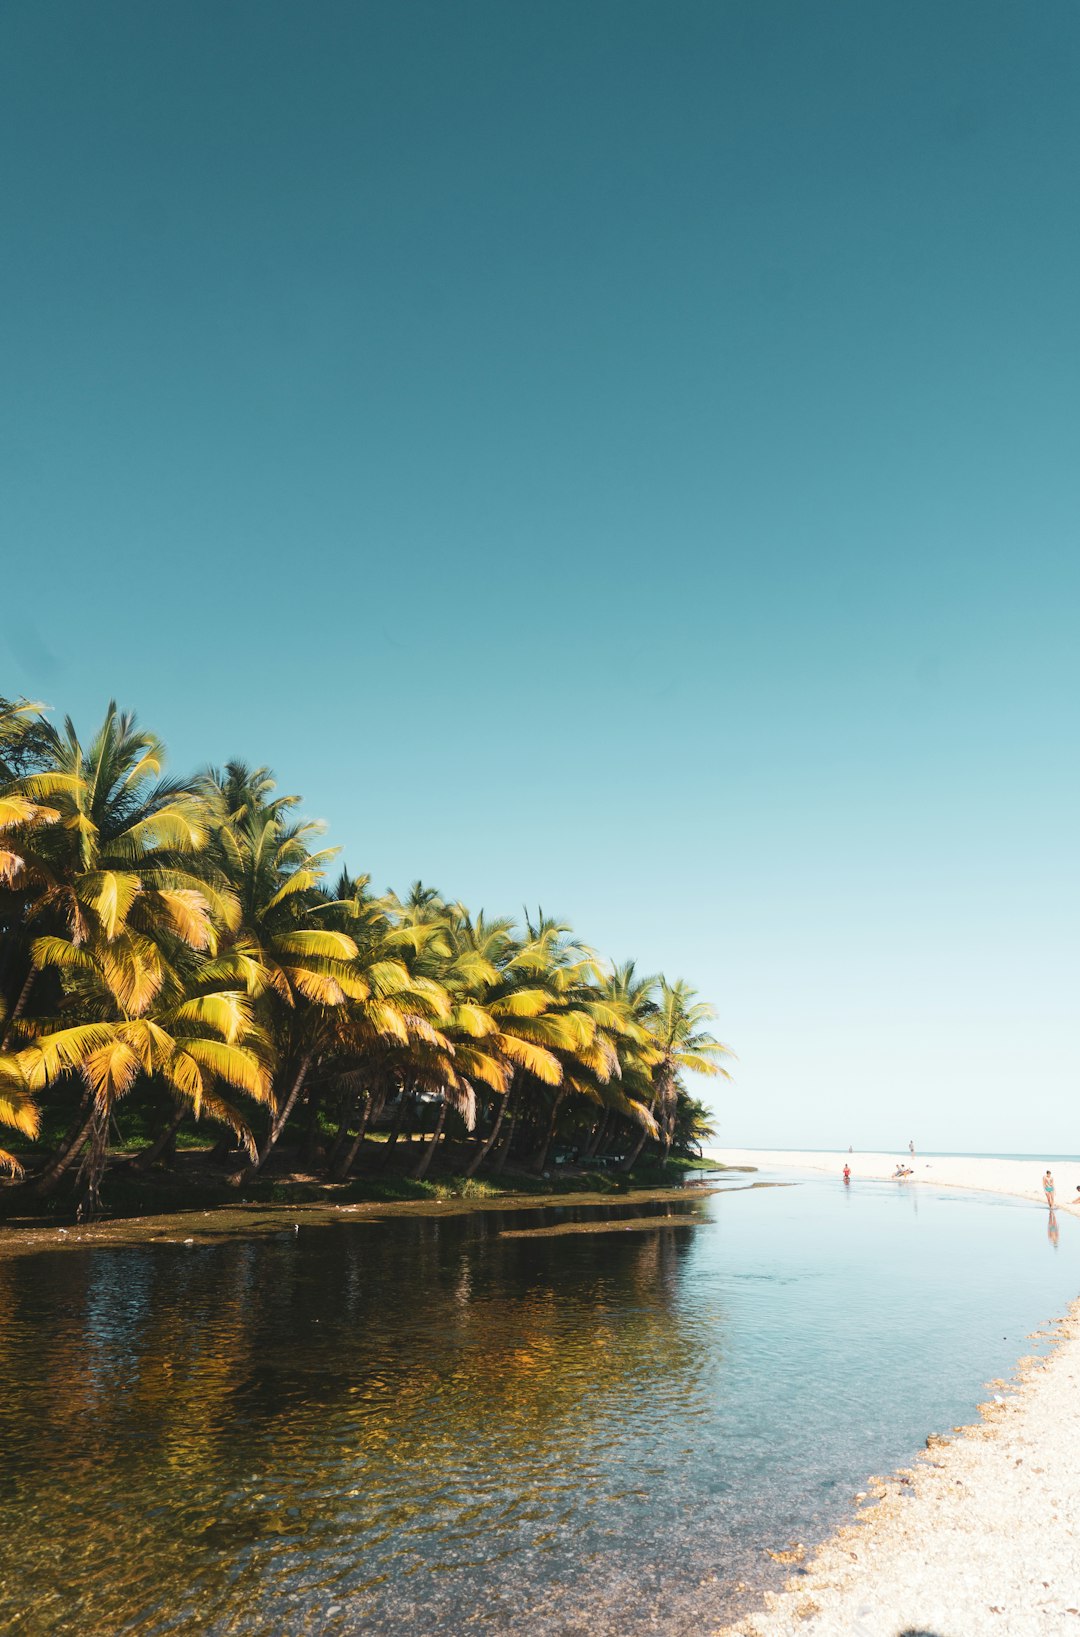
[419,910,568,1177]
[196,769,361,1176]
[301,871,457,1180]
[621,977,732,1170]
[0,704,248,1194]
[17,964,273,1213]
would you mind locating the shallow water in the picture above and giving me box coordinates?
[0,1178,1076,1635]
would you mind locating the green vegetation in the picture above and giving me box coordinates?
[0,698,729,1219]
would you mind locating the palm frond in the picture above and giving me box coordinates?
[81,1041,143,1106]
[175,1039,273,1103]
[275,929,359,960]
[495,1033,563,1085]
[19,1023,120,1089]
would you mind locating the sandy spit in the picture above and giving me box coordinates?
[707,1149,1080,1636]
[707,1148,1080,1216]
[716,1301,1080,1637]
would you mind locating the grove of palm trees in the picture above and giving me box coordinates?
[0,697,730,1220]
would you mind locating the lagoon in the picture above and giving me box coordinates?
[1,1177,1076,1635]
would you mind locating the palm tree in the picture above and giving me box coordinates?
[305,872,457,1181]
[0,702,735,1210]
[18,947,272,1211]
[0,704,245,1194]
[3,703,230,1033]
[621,977,731,1170]
[434,911,568,1177]
[196,766,361,1176]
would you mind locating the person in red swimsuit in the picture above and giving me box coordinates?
[842,1164,851,1184]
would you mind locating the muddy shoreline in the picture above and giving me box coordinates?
[0,1177,768,1257]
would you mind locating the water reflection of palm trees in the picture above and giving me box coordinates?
[0,1212,712,1635]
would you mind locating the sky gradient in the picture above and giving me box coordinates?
[3,2,1078,1150]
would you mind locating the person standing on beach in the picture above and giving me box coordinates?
[1043,1170,1056,1209]
[909,1139,915,1158]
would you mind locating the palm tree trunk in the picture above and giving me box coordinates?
[128,1102,185,1173]
[326,1092,356,1175]
[381,1089,410,1160]
[302,1087,324,1166]
[465,1080,515,1178]
[0,967,36,1051]
[620,1124,651,1173]
[584,1110,610,1160]
[620,1095,659,1173]
[492,1113,517,1174]
[330,1092,375,1181]
[233,1052,313,1180]
[33,1095,96,1196]
[74,1105,110,1220]
[532,1094,563,1174]
[411,1097,446,1180]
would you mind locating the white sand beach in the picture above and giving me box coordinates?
[710,1149,1080,1636]
[709,1148,1080,1215]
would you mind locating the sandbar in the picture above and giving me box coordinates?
[708,1148,1080,1215]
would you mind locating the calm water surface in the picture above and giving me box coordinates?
[1,1177,1077,1636]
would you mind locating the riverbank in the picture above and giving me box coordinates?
[0,1175,755,1256]
[720,1295,1080,1637]
[0,1145,735,1236]
[708,1148,1080,1214]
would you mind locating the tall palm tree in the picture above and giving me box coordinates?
[305,871,457,1181]
[0,704,245,1195]
[4,704,230,1030]
[621,977,731,1170]
[196,767,361,1176]
[17,942,272,1211]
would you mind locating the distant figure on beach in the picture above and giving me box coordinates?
[843,1164,851,1184]
[848,1144,853,1153]
[1043,1170,1056,1209]
[909,1139,915,1157]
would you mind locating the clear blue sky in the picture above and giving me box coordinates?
[4,2,1078,1151]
